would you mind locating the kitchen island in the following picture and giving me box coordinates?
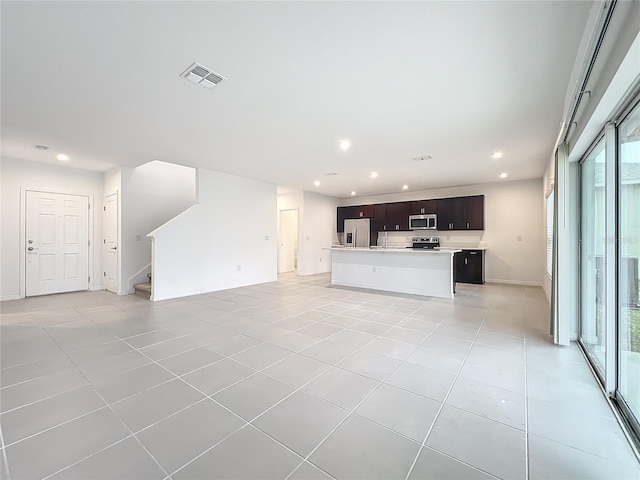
[329,246,461,299]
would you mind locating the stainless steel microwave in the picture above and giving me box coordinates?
[409,214,437,230]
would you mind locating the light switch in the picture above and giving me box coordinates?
[517,235,522,242]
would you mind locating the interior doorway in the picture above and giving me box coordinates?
[25,190,89,296]
[278,209,298,274]
[103,192,118,293]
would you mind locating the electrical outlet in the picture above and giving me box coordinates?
[517,235,522,242]
[237,265,241,271]
[135,235,141,241]
[264,235,269,240]
[372,266,376,272]
[319,257,322,262]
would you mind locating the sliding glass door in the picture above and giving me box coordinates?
[580,139,607,377]
[617,101,640,429]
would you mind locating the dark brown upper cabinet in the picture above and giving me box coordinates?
[336,204,375,232]
[465,195,484,230]
[353,204,374,218]
[437,195,484,230]
[338,195,483,232]
[382,202,409,231]
[373,204,387,231]
[408,199,437,215]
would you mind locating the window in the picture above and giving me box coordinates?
[616,100,640,434]
[546,191,554,276]
[579,139,607,377]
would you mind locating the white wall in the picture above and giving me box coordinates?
[1,158,104,300]
[120,161,196,293]
[149,168,276,301]
[340,178,545,286]
[299,191,339,276]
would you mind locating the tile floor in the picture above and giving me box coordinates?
[1,273,639,480]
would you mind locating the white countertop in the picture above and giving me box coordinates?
[328,246,461,254]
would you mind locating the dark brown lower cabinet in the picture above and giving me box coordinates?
[455,250,485,284]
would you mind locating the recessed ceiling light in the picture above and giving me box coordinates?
[499,172,508,179]
[402,185,409,190]
[339,139,351,151]
[56,153,69,161]
[314,180,320,186]
[491,152,503,159]
[370,172,378,178]
[34,145,50,151]
[351,191,356,196]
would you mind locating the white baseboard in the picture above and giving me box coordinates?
[485,278,542,287]
[1,294,21,302]
[297,269,331,277]
[151,276,278,302]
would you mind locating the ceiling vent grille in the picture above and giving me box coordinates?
[324,172,339,176]
[412,155,433,162]
[180,62,226,88]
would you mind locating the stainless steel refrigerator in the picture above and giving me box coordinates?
[344,218,371,248]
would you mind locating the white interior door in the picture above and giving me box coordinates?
[104,192,118,293]
[25,191,89,296]
[278,209,298,273]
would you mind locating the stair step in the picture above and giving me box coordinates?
[134,282,151,299]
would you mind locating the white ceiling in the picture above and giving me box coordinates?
[1,1,593,198]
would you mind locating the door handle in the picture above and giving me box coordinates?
[110,247,117,250]
[28,240,34,244]
[27,247,34,251]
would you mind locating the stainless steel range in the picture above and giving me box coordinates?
[410,236,440,249]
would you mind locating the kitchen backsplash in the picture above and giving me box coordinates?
[376,231,486,249]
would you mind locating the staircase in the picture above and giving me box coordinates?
[134,273,152,299]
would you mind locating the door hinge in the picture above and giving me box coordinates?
[88,240,90,246]
[103,206,106,211]
[104,272,106,277]
[88,275,91,282]
[103,239,106,244]
[88,204,90,210]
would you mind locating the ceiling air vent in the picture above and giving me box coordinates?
[412,155,433,162]
[324,172,339,176]
[180,62,226,89]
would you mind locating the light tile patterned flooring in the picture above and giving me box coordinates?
[1,273,639,480]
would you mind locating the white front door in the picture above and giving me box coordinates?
[103,192,118,293]
[25,191,89,296]
[278,209,298,273]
